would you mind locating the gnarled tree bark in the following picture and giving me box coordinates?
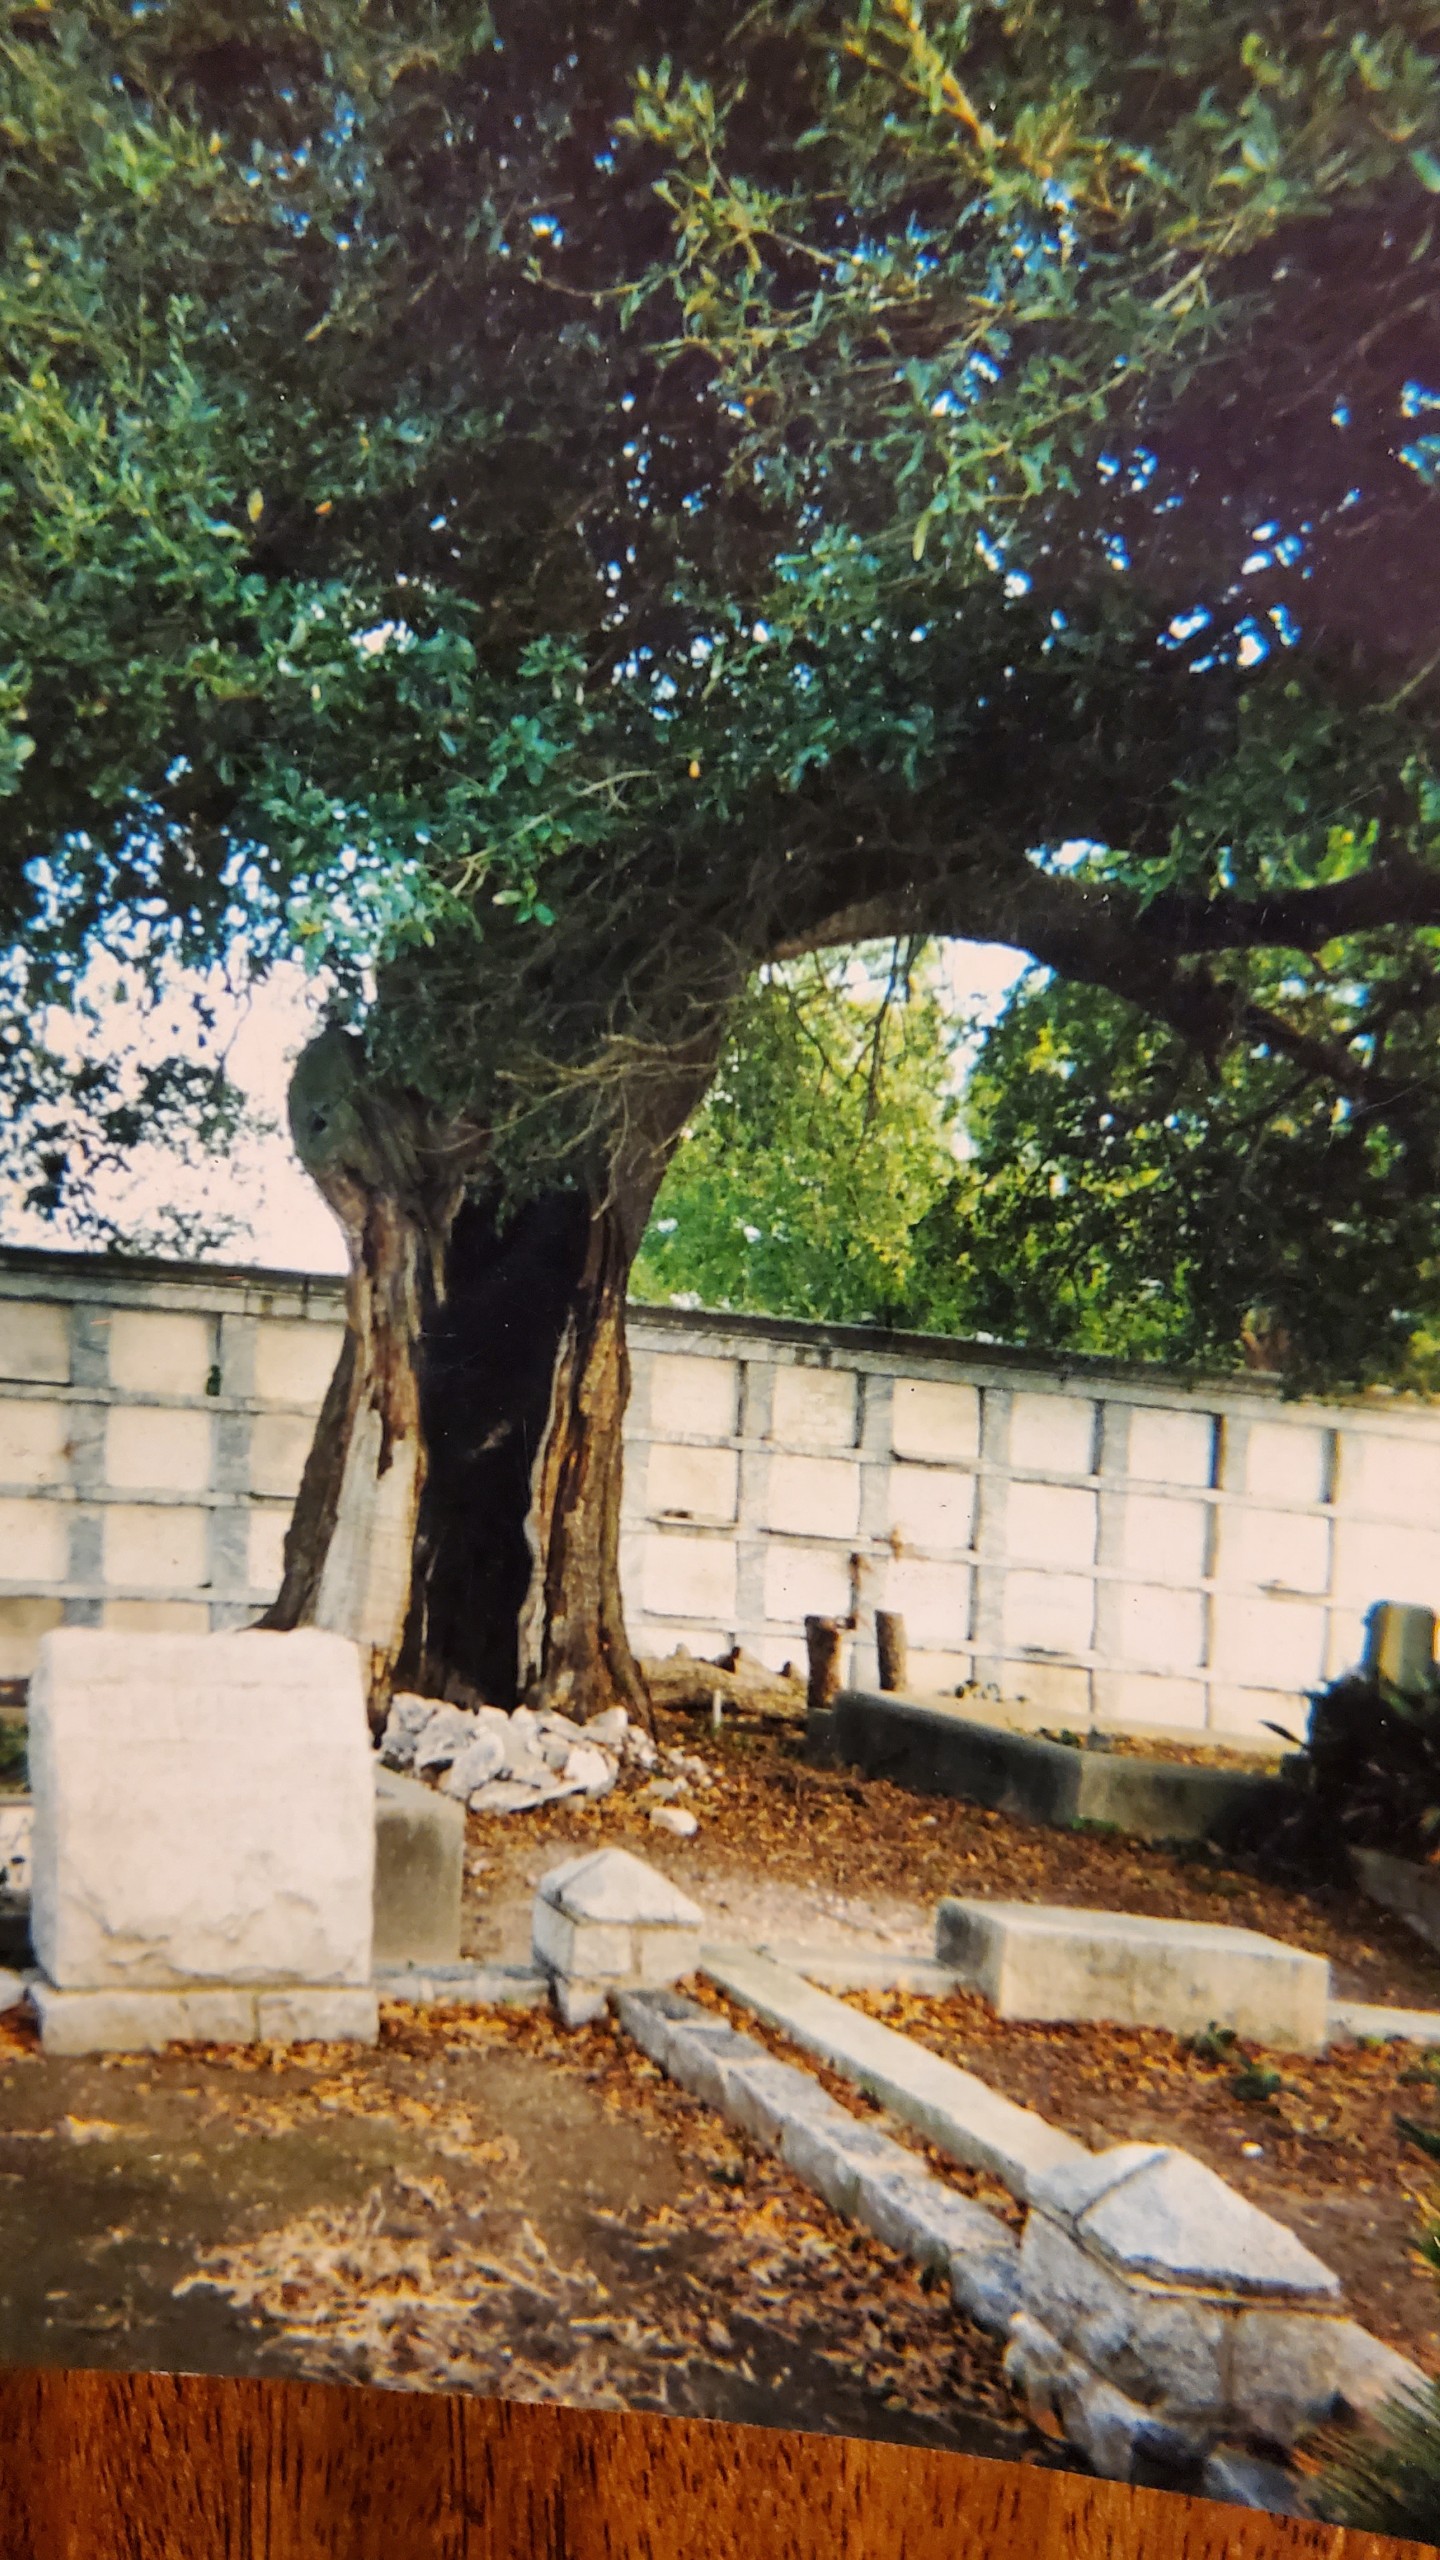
[261,1023,714,1729]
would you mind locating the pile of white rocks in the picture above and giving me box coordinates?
[379,1695,657,1815]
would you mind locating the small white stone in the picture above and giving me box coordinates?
[587,1708,630,1750]
[623,1730,658,1772]
[469,1777,560,1814]
[379,1694,438,1769]
[649,1805,699,1840]
[440,1732,507,1798]
[412,1705,478,1774]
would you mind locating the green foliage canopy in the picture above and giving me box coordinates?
[1,1,1440,1338]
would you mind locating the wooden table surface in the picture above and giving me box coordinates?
[0,2367,1430,2560]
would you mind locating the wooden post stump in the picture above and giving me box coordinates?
[876,1611,909,1694]
[805,1616,844,1717]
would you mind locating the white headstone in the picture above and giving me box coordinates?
[30,1627,374,1992]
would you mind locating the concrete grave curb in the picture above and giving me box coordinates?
[698,1942,1083,2197]
[616,1984,1019,2335]
[696,1941,1428,2488]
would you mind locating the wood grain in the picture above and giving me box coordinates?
[0,2368,1431,2560]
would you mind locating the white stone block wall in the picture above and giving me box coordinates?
[3,1244,1440,1741]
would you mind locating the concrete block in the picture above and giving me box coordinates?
[532,1901,633,1980]
[555,1977,609,2028]
[0,1302,69,1385]
[1341,1434,1440,1523]
[763,1544,853,1626]
[1334,1519,1440,1610]
[646,1443,738,1523]
[1010,1393,1096,1478]
[31,1981,261,2054]
[853,2155,1012,2276]
[373,1765,463,1968]
[615,1984,1018,2321]
[1127,1407,1215,1487]
[764,1455,859,1539]
[105,1407,212,1494]
[1212,1595,1327,1690]
[1119,1498,1209,1586]
[1116,1586,1207,1676]
[247,1507,289,1597]
[935,1901,1330,2053]
[1328,1997,1440,2045]
[108,1310,212,1398]
[891,1380,980,1464]
[1218,1509,1329,1596]
[30,1627,374,1990]
[1002,1572,1095,1658]
[1245,1422,1328,1507]
[0,1498,69,1584]
[253,1319,344,1407]
[250,1411,315,1499]
[33,1980,379,2052]
[103,1601,209,1635]
[101,1505,208,1593]
[1008,1482,1097,1569]
[771,1365,857,1451]
[376,1962,548,2010]
[0,1400,70,1488]
[254,1987,379,2043]
[699,1941,1081,2198]
[0,1598,62,1679]
[649,1352,738,1439]
[641,1532,736,1622]
[888,1466,975,1552]
[883,1559,971,1648]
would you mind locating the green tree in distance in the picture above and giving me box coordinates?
[1,2,1438,1717]
[633,944,966,1325]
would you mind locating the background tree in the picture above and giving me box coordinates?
[2,1,1439,1718]
[632,944,966,1325]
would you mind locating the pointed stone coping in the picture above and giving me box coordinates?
[1330,1999,1440,2047]
[698,1942,1082,2200]
[1028,2142,1341,2304]
[536,1848,703,1929]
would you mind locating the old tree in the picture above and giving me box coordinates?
[2,1,1439,1719]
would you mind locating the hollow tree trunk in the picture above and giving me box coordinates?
[262,1026,708,1727]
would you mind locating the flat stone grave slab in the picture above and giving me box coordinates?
[935,1900,1329,2053]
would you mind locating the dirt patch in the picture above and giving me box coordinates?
[0,1999,1053,2466]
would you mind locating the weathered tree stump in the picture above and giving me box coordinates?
[805,1616,844,1717]
[876,1610,909,1695]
